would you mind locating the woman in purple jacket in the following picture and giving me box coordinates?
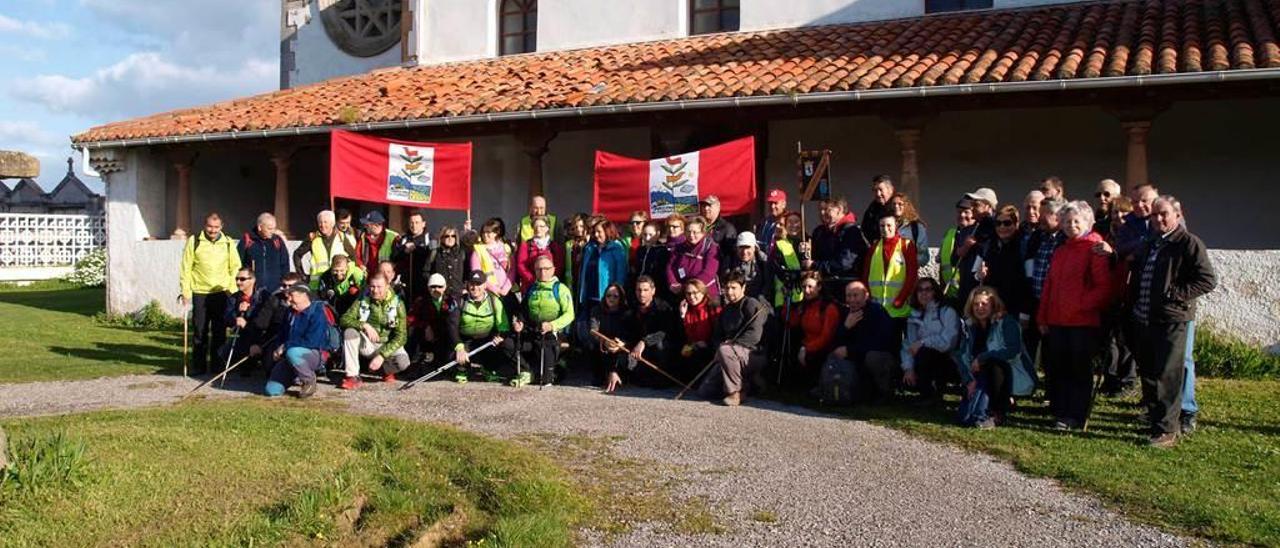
[667,216,721,298]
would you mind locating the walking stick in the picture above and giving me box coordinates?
[512,328,524,387]
[590,330,691,392]
[183,354,254,399]
[220,328,240,388]
[399,341,496,391]
[674,304,765,400]
[539,332,551,389]
[179,296,189,378]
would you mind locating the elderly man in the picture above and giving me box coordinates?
[237,212,290,292]
[861,175,895,244]
[719,231,774,304]
[1020,190,1044,256]
[1093,179,1122,237]
[455,270,516,383]
[831,280,899,403]
[698,195,739,263]
[755,189,789,256]
[266,284,334,398]
[339,273,410,388]
[416,273,460,369]
[1025,198,1067,363]
[697,272,769,406]
[516,255,575,385]
[800,196,868,297]
[957,187,999,300]
[294,210,357,287]
[317,254,365,316]
[519,195,558,242]
[180,212,242,374]
[1127,196,1216,448]
[354,210,401,271]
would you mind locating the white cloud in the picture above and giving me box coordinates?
[0,14,71,39]
[11,52,276,120]
[78,0,278,67]
[0,44,47,62]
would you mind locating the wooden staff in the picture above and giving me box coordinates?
[674,304,765,400]
[589,330,691,392]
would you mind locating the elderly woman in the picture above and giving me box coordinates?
[954,286,1037,428]
[516,216,565,289]
[1036,200,1114,431]
[890,192,929,267]
[901,277,960,403]
[667,216,721,298]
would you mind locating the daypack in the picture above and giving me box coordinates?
[525,280,566,316]
[321,303,342,352]
[818,356,857,406]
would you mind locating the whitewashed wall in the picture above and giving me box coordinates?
[287,0,403,87]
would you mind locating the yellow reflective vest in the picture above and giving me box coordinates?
[867,237,912,318]
[773,239,803,308]
[307,231,353,288]
[939,227,959,297]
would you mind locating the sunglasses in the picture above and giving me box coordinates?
[443,234,457,239]
[1095,191,1112,198]
[995,219,1017,227]
[235,277,251,282]
[631,220,645,224]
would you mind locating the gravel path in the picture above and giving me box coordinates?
[0,375,1186,547]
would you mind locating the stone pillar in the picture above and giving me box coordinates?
[270,151,292,236]
[1121,121,1152,187]
[893,129,922,202]
[173,160,193,238]
[388,205,405,233]
[518,129,557,200]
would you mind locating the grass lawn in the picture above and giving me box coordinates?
[0,399,586,546]
[0,283,179,383]
[826,379,1280,546]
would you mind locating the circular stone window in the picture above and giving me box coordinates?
[318,0,403,58]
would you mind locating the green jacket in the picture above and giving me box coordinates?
[180,231,242,299]
[457,291,510,346]
[524,277,575,332]
[340,292,407,358]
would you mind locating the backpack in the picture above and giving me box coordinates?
[321,303,342,352]
[818,356,857,406]
[525,280,565,315]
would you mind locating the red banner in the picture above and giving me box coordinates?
[592,136,756,221]
[329,129,472,210]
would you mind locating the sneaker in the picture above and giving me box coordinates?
[976,418,997,430]
[382,373,397,383]
[339,376,363,390]
[510,371,532,387]
[1180,413,1197,435]
[453,371,469,384]
[720,392,742,407]
[1148,432,1178,448]
[298,379,317,399]
[483,369,502,383]
[1052,419,1074,431]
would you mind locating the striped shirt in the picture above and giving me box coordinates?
[1031,231,1066,298]
[1132,235,1170,323]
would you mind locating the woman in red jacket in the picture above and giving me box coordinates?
[787,271,842,390]
[678,278,720,381]
[1036,200,1114,430]
[515,216,565,289]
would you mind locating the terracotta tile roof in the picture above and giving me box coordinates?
[74,0,1280,144]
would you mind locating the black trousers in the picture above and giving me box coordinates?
[913,347,957,398]
[191,292,229,372]
[520,331,563,384]
[1129,320,1188,436]
[1045,326,1102,424]
[598,339,674,388]
[1101,318,1138,391]
[981,359,1013,417]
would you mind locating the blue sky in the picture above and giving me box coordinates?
[0,0,279,193]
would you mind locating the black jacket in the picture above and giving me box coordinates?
[1127,226,1216,324]
[714,295,769,348]
[809,216,868,278]
[630,244,671,290]
[979,236,1032,318]
[861,200,890,244]
[708,217,739,263]
[719,251,775,305]
[393,230,431,300]
[238,232,291,292]
[427,244,467,299]
[834,301,897,362]
[632,298,680,350]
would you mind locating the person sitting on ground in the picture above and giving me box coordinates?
[519,195,558,242]
[471,218,514,297]
[517,255,575,386]
[667,216,721,298]
[590,283,632,387]
[265,284,335,398]
[900,277,960,404]
[678,278,720,381]
[954,286,1037,429]
[427,225,467,300]
[890,192,929,267]
[354,211,401,271]
[605,275,681,393]
[697,273,769,406]
[295,209,356,286]
[800,196,868,297]
[338,272,410,388]
[238,212,290,293]
[317,254,365,316]
[516,215,565,289]
[455,270,516,383]
[415,273,460,370]
[630,220,671,302]
[829,280,899,404]
[219,268,271,374]
[787,271,841,390]
[699,195,738,263]
[719,231,774,305]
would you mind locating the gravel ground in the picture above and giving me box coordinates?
[0,375,1187,547]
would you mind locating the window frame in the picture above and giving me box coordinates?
[923,0,995,15]
[498,0,537,56]
[689,0,740,36]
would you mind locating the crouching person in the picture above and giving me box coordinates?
[338,273,410,389]
[953,286,1037,429]
[416,273,460,370]
[829,280,900,404]
[516,255,575,386]
[603,275,680,393]
[455,270,517,383]
[265,285,334,398]
[697,273,769,406]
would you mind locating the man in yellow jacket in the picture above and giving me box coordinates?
[180,212,242,373]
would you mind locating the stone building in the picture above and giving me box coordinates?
[73,0,1280,348]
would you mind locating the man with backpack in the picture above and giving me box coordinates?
[515,255,576,386]
[339,273,410,388]
[180,212,242,374]
[455,270,516,383]
[317,255,365,316]
[266,284,338,398]
[237,212,290,292]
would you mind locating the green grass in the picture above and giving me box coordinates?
[0,284,180,383]
[1195,324,1280,380]
[820,379,1280,546]
[0,399,586,547]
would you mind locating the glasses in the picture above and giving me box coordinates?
[631,220,645,225]
[995,219,1017,227]
[443,234,457,239]
[1095,191,1111,198]
[536,266,554,271]
[235,277,251,282]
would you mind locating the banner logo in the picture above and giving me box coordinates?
[648,152,699,219]
[387,144,435,204]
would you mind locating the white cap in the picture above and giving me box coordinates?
[965,187,999,207]
[736,231,757,248]
[427,273,447,288]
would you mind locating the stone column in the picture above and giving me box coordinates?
[893,128,922,201]
[388,205,405,233]
[173,160,193,238]
[1121,121,1152,187]
[270,151,292,236]
[518,129,557,200]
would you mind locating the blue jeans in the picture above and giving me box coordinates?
[268,347,325,388]
[1182,320,1197,415]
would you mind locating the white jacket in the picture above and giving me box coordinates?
[900,302,960,371]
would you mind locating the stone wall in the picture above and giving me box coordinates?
[1202,249,1280,353]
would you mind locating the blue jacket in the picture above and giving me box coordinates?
[577,239,627,303]
[282,301,332,351]
[238,231,291,291]
[953,315,1037,396]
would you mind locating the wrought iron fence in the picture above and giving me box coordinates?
[0,213,106,267]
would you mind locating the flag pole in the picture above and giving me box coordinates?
[796,141,808,245]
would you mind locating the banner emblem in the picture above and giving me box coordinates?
[387,144,435,204]
[648,152,699,218]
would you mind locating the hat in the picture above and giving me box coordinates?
[698,195,721,206]
[736,231,758,248]
[465,270,487,286]
[427,273,447,288]
[964,188,999,207]
[766,189,787,203]
[361,210,386,226]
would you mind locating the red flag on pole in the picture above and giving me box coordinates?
[592,136,756,222]
[329,129,472,210]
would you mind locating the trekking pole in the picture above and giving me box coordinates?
[675,305,765,400]
[539,332,550,390]
[179,295,189,378]
[183,354,253,399]
[399,341,496,391]
[512,328,524,387]
[590,330,691,392]
[220,327,240,388]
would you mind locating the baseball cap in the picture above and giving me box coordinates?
[427,273,447,288]
[766,189,787,203]
[964,187,999,207]
[698,195,721,206]
[736,231,758,248]
[361,210,387,226]
[465,270,487,286]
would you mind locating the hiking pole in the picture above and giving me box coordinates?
[183,354,253,399]
[590,330,691,393]
[675,304,765,400]
[179,296,189,378]
[512,328,524,387]
[399,341,496,391]
[220,327,240,388]
[539,332,550,390]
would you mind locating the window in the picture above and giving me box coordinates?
[500,0,537,55]
[690,0,739,35]
[319,0,403,57]
[924,0,994,14]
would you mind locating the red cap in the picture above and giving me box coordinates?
[766,189,787,203]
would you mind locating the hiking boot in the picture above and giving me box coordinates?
[298,379,317,399]
[720,392,742,407]
[339,376,363,390]
[1148,432,1178,448]
[510,371,532,387]
[976,418,997,430]
[382,373,398,384]
[453,371,468,384]
[1052,419,1075,431]
[1180,413,1197,435]
[483,369,502,383]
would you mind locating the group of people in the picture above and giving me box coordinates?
[179,174,1215,447]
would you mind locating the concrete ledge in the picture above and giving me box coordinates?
[0,266,73,282]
